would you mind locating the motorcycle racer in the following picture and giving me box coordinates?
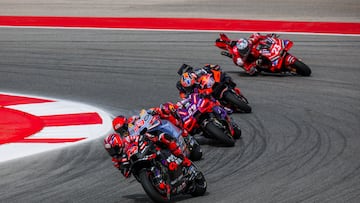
[176,64,238,98]
[176,92,242,145]
[104,115,192,178]
[216,32,280,75]
[104,133,131,177]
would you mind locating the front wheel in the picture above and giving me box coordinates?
[223,91,252,113]
[139,169,171,203]
[190,171,207,197]
[203,120,235,147]
[292,59,311,76]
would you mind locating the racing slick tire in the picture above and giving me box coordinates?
[139,169,171,203]
[223,91,252,113]
[292,59,311,76]
[204,120,235,147]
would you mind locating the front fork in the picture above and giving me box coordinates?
[283,53,298,73]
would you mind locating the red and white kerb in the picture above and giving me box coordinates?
[0,92,112,162]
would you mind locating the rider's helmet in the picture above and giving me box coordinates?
[112,115,128,136]
[104,133,124,156]
[200,73,215,87]
[160,102,176,115]
[236,38,251,56]
[180,72,196,89]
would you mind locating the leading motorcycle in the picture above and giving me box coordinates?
[215,33,311,76]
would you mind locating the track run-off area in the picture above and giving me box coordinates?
[0,92,113,162]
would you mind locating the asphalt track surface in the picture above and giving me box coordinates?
[1,1,360,203]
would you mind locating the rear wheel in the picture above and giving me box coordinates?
[139,169,171,203]
[292,59,311,76]
[203,120,235,147]
[223,91,252,113]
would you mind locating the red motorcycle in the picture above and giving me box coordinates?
[177,93,241,147]
[215,33,311,76]
[125,133,207,203]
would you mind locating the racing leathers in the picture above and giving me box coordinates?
[176,64,239,99]
[224,33,280,75]
[109,117,191,178]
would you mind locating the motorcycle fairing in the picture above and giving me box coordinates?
[156,119,182,140]
[259,37,294,70]
[128,110,161,136]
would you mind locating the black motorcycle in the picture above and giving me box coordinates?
[177,64,251,113]
[127,134,207,203]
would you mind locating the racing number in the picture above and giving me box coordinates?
[271,44,282,55]
[187,104,197,116]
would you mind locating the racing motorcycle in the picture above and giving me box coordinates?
[177,93,241,147]
[128,109,203,161]
[215,33,312,76]
[126,133,207,203]
[177,64,252,113]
